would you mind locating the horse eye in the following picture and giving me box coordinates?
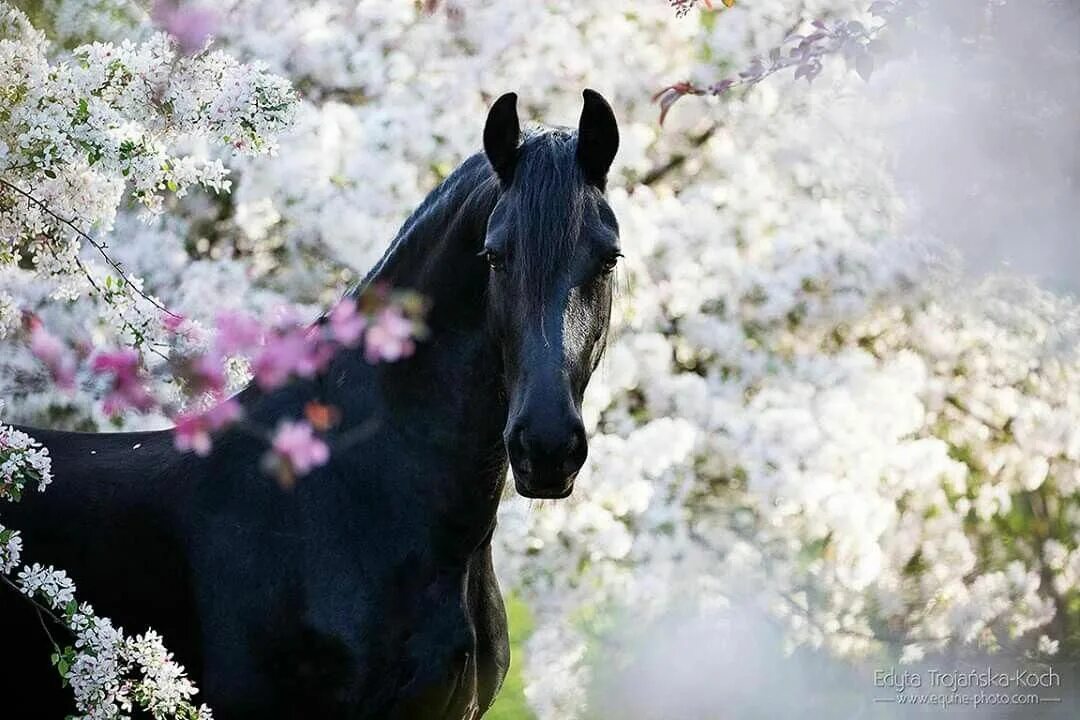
[601,253,621,273]
[483,249,504,271]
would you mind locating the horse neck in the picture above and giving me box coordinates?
[351,156,508,528]
[355,153,497,309]
[343,153,508,461]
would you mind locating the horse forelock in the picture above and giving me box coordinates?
[506,127,588,315]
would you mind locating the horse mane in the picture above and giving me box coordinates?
[351,152,495,295]
[352,125,588,310]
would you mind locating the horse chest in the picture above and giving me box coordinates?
[190,509,504,719]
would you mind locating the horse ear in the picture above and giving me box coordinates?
[484,92,520,186]
[576,89,619,190]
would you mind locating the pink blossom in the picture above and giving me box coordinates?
[204,397,242,428]
[172,398,241,456]
[189,354,226,395]
[364,306,416,363]
[271,420,329,476]
[29,323,76,390]
[162,312,186,333]
[90,349,139,375]
[328,300,367,347]
[173,413,212,456]
[252,328,314,389]
[252,325,336,390]
[91,349,155,415]
[152,1,219,55]
[214,311,263,356]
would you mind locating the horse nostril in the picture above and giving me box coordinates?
[560,458,583,477]
[512,419,586,478]
[559,427,587,477]
[507,424,532,473]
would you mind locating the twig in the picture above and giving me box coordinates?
[943,394,1011,438]
[35,606,63,656]
[0,177,180,319]
[0,574,67,655]
[656,1,890,124]
[641,123,719,186]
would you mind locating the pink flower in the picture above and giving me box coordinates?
[364,306,416,363]
[172,398,241,456]
[271,420,329,476]
[253,329,307,389]
[204,397,242,428]
[29,322,76,390]
[173,413,212,456]
[91,349,155,415]
[162,312,186,334]
[152,1,219,55]
[191,354,227,395]
[214,311,264,356]
[252,327,333,390]
[328,300,367,347]
[90,349,138,375]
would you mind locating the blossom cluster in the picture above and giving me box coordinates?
[0,408,209,718]
[0,2,296,341]
[0,412,52,502]
[23,285,426,477]
[15,565,213,720]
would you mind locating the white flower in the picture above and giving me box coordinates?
[17,563,76,609]
[1037,634,1060,656]
[0,525,22,574]
[0,422,53,500]
[4,2,1079,718]
[899,643,925,664]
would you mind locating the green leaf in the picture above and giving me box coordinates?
[73,97,89,124]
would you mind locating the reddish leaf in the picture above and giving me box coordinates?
[654,84,693,125]
[711,79,736,95]
[304,401,341,431]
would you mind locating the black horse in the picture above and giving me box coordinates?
[0,89,620,718]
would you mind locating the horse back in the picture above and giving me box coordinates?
[0,426,203,713]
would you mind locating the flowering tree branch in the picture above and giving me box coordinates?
[0,177,180,320]
[21,283,428,483]
[640,122,718,185]
[656,0,908,123]
[1,421,212,718]
[0,3,298,357]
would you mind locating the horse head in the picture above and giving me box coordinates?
[481,90,620,499]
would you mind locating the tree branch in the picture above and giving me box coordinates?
[0,177,180,319]
[641,123,719,186]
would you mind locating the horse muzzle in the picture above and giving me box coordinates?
[505,416,586,499]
